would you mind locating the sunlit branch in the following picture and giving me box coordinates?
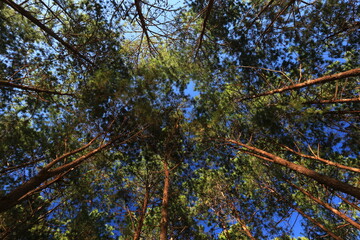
[225,138,360,200]
[0,126,146,213]
[281,145,360,173]
[236,68,360,101]
[305,98,360,104]
[285,179,360,230]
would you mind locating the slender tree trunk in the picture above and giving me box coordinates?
[226,139,360,200]
[292,204,342,240]
[305,97,360,104]
[0,133,131,213]
[160,160,170,240]
[237,68,360,101]
[264,184,342,240]
[230,204,255,240]
[286,180,360,230]
[281,145,360,173]
[133,186,150,240]
[2,0,92,64]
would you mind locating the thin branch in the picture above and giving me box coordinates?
[194,0,215,58]
[0,80,74,96]
[305,98,360,104]
[0,156,46,175]
[261,0,296,38]
[134,0,155,53]
[0,126,146,213]
[263,183,342,240]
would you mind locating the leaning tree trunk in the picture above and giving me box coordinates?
[225,139,360,200]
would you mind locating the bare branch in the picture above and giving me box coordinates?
[134,0,155,53]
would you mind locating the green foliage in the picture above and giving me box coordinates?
[0,0,359,239]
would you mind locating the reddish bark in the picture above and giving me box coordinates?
[226,139,360,200]
[0,128,145,213]
[237,68,360,101]
[0,139,111,213]
[133,186,150,240]
[281,145,360,173]
[306,97,360,104]
[264,184,342,240]
[292,205,342,240]
[160,160,170,240]
[286,180,360,230]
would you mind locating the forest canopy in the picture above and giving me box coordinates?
[0,0,359,239]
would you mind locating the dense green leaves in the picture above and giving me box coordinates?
[0,0,359,239]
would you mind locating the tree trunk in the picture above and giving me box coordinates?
[286,180,360,230]
[0,135,121,213]
[237,68,360,101]
[133,186,150,240]
[281,145,360,173]
[265,184,342,240]
[160,160,170,240]
[2,0,92,64]
[226,139,360,200]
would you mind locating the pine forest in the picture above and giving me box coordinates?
[0,0,359,239]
